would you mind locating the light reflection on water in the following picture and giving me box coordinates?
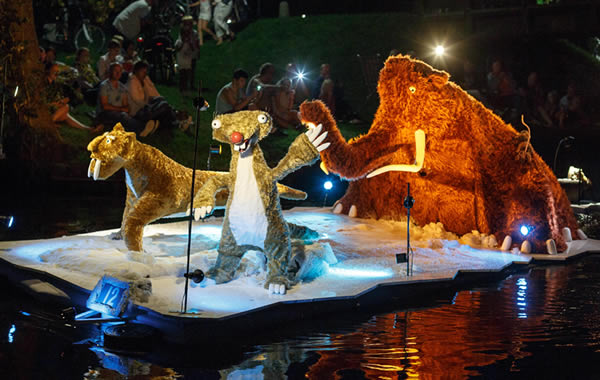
[3,256,600,379]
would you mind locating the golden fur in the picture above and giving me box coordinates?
[87,123,306,252]
[300,55,578,253]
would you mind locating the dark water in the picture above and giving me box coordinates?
[2,254,600,379]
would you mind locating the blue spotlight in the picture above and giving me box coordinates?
[323,181,333,190]
[1,215,13,228]
[520,225,529,236]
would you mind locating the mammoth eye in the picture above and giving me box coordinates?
[211,119,221,129]
[257,114,268,124]
[409,86,416,94]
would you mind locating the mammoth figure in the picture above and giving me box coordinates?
[300,54,581,254]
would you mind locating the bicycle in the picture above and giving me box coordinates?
[39,0,105,57]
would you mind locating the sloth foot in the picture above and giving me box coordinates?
[520,240,532,254]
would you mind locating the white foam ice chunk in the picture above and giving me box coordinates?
[127,250,156,265]
[234,250,267,279]
[332,203,343,214]
[296,242,338,282]
[459,230,498,248]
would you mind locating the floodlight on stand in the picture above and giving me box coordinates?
[296,71,305,81]
[397,183,415,276]
[183,269,205,284]
[520,225,530,236]
[553,136,575,174]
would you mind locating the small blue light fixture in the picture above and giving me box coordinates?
[520,225,530,236]
[1,215,13,228]
[322,180,333,207]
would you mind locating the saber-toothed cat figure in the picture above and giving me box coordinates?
[192,110,329,294]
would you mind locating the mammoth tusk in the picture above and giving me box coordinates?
[93,159,102,181]
[366,129,426,178]
[88,158,95,178]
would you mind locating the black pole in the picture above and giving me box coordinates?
[182,80,205,314]
[406,183,410,276]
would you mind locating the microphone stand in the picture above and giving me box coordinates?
[182,80,209,314]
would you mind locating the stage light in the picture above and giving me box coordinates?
[301,14,307,19]
[434,45,445,56]
[520,225,529,236]
[327,266,393,279]
[8,324,15,343]
[296,71,305,80]
[0,215,14,228]
[323,180,333,190]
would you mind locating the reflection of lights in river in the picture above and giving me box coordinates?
[516,277,528,319]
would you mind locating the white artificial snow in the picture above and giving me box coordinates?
[1,207,598,319]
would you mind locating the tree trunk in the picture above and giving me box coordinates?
[1,0,60,162]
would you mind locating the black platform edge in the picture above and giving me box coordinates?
[1,251,597,344]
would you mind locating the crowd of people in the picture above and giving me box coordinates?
[214,62,358,135]
[458,57,591,130]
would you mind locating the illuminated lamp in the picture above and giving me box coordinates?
[434,45,445,56]
[296,71,305,80]
[301,14,307,19]
[322,180,333,207]
[0,215,14,228]
[520,225,530,236]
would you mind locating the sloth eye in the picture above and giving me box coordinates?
[211,119,221,129]
[105,138,111,144]
[409,86,416,94]
[257,114,268,124]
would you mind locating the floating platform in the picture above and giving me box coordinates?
[1,207,598,343]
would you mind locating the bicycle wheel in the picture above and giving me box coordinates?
[74,24,106,57]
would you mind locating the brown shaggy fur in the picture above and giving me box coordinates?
[300,55,579,253]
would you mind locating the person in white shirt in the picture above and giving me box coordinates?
[112,0,154,42]
[97,40,124,81]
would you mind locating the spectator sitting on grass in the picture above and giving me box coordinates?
[97,63,154,136]
[215,68,259,115]
[559,82,590,129]
[122,40,141,75]
[271,77,301,135]
[246,62,281,112]
[98,40,124,81]
[127,61,190,133]
[43,62,95,133]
